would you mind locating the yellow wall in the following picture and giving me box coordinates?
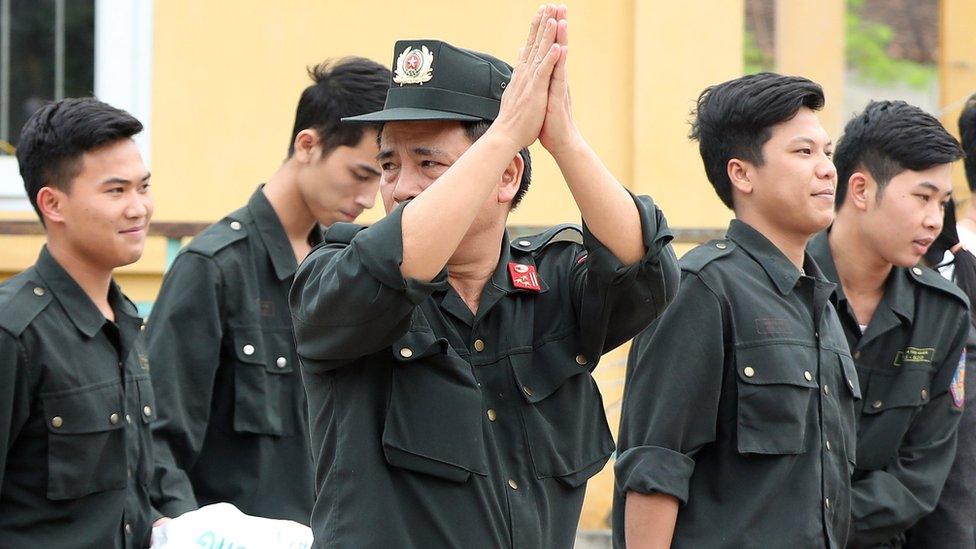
[940,0,976,200]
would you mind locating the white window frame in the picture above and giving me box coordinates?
[0,0,153,212]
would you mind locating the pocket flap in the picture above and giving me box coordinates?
[391,329,450,362]
[839,353,862,400]
[42,381,125,435]
[135,375,157,423]
[735,344,819,388]
[863,370,930,414]
[510,340,589,403]
[231,326,267,365]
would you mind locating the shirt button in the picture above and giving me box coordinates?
[823,384,830,396]
[473,339,485,352]
[872,400,883,409]
[921,388,929,400]
[523,386,534,397]
[517,240,532,247]
[51,416,63,428]
[848,379,856,391]
[33,286,45,296]
[825,440,831,451]
[824,497,831,509]
[803,371,813,381]
[127,468,132,478]
[508,479,519,490]
[743,367,755,378]
[715,242,727,250]
[125,414,132,424]
[487,409,497,422]
[124,523,133,535]
[575,355,588,366]
[399,347,413,358]
[912,267,923,276]
[143,405,153,417]
[276,356,288,368]
[854,350,861,360]
[109,413,120,425]
[230,221,242,231]
[242,344,255,356]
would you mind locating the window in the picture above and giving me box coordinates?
[0,0,152,211]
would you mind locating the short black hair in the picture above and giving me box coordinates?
[834,100,963,208]
[17,97,143,222]
[287,57,391,157]
[690,72,825,209]
[462,120,531,209]
[959,93,976,192]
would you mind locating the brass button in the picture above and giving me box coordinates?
[575,355,588,366]
[853,351,861,359]
[912,267,923,276]
[823,384,830,396]
[715,242,727,250]
[124,523,132,535]
[523,386,533,397]
[143,405,152,417]
[508,479,519,490]
[109,413,120,425]
[276,356,288,368]
[743,366,755,378]
[921,388,929,400]
[399,347,413,358]
[804,371,813,381]
[33,286,45,297]
[825,440,831,451]
[473,339,485,352]
[487,409,497,422]
[242,344,255,356]
[872,400,883,409]
[230,221,242,231]
[51,416,63,428]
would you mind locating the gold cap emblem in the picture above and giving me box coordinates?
[393,45,434,86]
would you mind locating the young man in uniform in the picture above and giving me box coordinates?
[615,73,859,548]
[289,5,678,547]
[147,58,389,524]
[1,98,156,547]
[806,100,969,548]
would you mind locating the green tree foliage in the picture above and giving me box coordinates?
[846,0,936,89]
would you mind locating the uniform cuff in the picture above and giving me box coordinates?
[615,445,695,504]
[352,202,448,304]
[581,192,674,282]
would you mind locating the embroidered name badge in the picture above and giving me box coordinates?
[893,347,936,366]
[508,262,541,292]
[951,349,966,408]
[755,317,791,335]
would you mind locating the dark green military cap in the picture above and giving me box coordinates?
[343,40,512,123]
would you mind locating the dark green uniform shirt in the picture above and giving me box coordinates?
[290,195,677,549]
[148,188,318,523]
[614,220,860,549]
[0,248,156,549]
[807,231,969,548]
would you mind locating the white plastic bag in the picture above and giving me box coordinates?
[151,502,313,549]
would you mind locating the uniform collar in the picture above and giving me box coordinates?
[490,231,550,295]
[807,229,915,323]
[34,246,141,339]
[726,219,829,295]
[246,186,323,281]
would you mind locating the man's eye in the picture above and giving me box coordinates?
[916,194,931,203]
[381,162,396,171]
[421,160,439,168]
[797,148,812,155]
[108,187,124,194]
[825,150,833,158]
[140,183,151,192]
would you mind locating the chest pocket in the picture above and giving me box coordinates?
[383,327,487,483]
[735,343,819,455]
[510,337,615,487]
[230,326,297,436]
[858,365,932,468]
[41,380,127,500]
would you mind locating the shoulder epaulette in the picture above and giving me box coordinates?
[510,223,582,254]
[184,217,249,257]
[908,264,970,308]
[680,239,737,274]
[0,276,53,337]
[323,222,367,245]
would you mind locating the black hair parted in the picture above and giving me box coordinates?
[689,72,825,209]
[287,57,391,157]
[16,97,143,222]
[834,100,963,208]
[462,120,532,209]
[959,93,976,192]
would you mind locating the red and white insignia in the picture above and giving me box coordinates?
[393,45,434,86]
[951,349,966,408]
[508,262,541,292]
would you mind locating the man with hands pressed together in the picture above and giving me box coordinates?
[290,5,678,548]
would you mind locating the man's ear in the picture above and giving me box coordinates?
[292,129,321,164]
[727,158,754,197]
[498,152,524,205]
[847,172,872,212]
[36,186,66,225]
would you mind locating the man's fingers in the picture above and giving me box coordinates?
[534,43,561,86]
[556,11,568,48]
[520,7,544,65]
[534,18,558,66]
[528,5,553,67]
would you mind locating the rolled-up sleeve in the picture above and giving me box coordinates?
[574,193,680,357]
[290,204,448,366]
[615,272,725,504]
